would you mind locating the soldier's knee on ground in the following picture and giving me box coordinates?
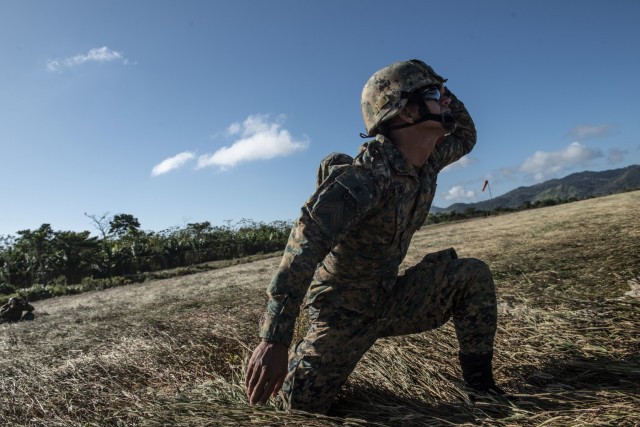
[280,326,374,415]
[280,353,337,415]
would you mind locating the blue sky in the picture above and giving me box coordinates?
[1,0,638,236]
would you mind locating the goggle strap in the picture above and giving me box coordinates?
[400,91,423,103]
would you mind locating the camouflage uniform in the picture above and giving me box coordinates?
[0,297,35,323]
[259,87,497,413]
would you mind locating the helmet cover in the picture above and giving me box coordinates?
[361,59,446,135]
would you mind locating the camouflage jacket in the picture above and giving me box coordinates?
[260,89,477,346]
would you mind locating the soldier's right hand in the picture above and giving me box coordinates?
[245,341,288,405]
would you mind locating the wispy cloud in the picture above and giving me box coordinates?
[47,46,129,72]
[151,152,195,176]
[197,114,308,170]
[444,185,476,202]
[568,124,613,140]
[607,148,627,164]
[519,142,603,181]
[441,155,476,172]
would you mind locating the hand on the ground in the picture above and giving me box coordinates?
[245,341,288,405]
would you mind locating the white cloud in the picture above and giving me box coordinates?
[47,46,128,72]
[197,114,308,170]
[519,142,603,181]
[151,151,195,176]
[568,124,613,140]
[441,155,476,172]
[444,185,476,201]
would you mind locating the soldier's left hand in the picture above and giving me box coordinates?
[245,341,288,405]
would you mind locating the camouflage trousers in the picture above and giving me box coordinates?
[280,248,497,414]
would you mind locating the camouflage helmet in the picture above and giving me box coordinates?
[361,59,447,136]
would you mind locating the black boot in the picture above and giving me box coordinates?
[459,351,506,397]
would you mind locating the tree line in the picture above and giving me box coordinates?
[425,196,578,224]
[0,196,590,303]
[0,214,292,302]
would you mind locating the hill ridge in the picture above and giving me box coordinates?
[433,164,640,213]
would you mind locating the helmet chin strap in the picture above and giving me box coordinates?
[387,111,457,133]
[387,91,457,133]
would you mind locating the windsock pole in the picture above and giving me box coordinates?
[482,180,493,200]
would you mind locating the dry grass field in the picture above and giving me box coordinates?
[1,191,639,426]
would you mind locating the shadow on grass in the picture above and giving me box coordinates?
[522,355,640,392]
[325,356,640,426]
[329,387,515,426]
[502,355,640,417]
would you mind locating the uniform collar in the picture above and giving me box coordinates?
[375,134,418,177]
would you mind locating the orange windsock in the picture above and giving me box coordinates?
[482,180,489,192]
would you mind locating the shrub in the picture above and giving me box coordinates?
[0,282,15,295]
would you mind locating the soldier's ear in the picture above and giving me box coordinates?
[397,105,416,124]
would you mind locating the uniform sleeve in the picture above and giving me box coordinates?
[430,87,477,171]
[259,167,380,346]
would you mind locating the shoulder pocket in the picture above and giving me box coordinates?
[316,152,354,188]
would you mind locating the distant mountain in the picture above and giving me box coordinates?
[432,165,640,213]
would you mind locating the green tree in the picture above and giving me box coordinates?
[12,224,57,286]
[109,214,141,237]
[53,230,100,284]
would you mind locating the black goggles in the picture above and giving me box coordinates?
[419,86,443,102]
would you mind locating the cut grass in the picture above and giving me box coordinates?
[1,191,638,426]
